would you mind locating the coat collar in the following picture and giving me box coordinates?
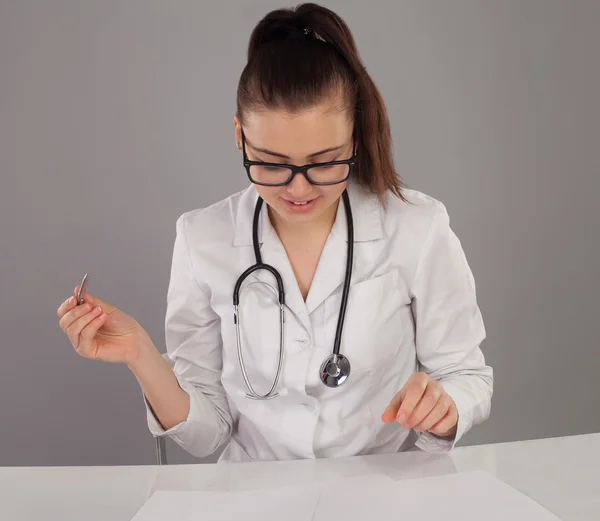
[231,180,384,320]
[232,179,383,248]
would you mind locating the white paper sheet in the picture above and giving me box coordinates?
[131,487,320,521]
[131,474,392,521]
[312,470,563,521]
[131,470,563,521]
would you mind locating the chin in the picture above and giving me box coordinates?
[281,207,320,223]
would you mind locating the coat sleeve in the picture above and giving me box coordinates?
[409,202,493,453]
[144,212,232,458]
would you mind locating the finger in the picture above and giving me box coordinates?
[414,394,451,432]
[59,302,93,332]
[57,296,78,318]
[66,305,104,352]
[381,389,406,423]
[406,380,444,428]
[396,373,429,425]
[76,310,107,358]
[429,407,459,438]
[73,286,113,314]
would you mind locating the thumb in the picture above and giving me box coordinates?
[73,286,116,314]
[381,386,407,423]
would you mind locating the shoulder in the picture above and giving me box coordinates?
[174,186,250,248]
[380,187,450,242]
[372,188,471,293]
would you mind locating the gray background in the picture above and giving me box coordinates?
[1,0,598,466]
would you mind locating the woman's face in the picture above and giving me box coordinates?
[234,102,354,229]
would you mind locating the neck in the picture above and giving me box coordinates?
[270,198,340,241]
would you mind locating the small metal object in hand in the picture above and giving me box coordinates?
[77,273,89,305]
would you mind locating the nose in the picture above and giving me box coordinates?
[286,173,313,199]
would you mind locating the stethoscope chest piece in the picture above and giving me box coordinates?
[319,353,351,388]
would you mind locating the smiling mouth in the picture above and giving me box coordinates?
[281,197,319,211]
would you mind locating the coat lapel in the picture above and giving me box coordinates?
[305,181,384,314]
[232,181,384,323]
[259,219,312,331]
[233,185,311,334]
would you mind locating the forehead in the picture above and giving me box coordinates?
[243,104,353,155]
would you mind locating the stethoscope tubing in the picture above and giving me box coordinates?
[232,189,353,399]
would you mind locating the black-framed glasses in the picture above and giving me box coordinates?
[240,129,356,187]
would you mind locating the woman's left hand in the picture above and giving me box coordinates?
[381,372,458,438]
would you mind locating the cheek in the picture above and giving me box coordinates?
[320,183,346,205]
[254,185,282,204]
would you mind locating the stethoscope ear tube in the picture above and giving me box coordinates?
[232,195,286,307]
[234,298,285,399]
[233,263,285,306]
[231,194,287,399]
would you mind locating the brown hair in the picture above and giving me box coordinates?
[236,3,405,202]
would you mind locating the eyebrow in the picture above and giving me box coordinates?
[246,140,346,161]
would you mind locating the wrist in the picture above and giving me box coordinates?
[127,330,159,375]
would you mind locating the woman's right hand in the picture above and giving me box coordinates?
[57,286,150,365]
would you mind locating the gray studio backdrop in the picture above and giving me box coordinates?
[1,0,599,466]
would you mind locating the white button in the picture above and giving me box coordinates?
[302,402,314,409]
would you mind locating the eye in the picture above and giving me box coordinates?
[263,166,287,173]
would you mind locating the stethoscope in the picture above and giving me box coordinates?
[233,189,354,400]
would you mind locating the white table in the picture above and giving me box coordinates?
[1,433,598,521]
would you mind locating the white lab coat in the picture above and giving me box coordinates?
[145,180,493,462]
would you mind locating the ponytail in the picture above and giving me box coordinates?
[237,3,405,203]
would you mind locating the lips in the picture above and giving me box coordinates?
[285,196,317,203]
[281,196,318,212]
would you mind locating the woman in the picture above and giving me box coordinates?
[57,3,492,462]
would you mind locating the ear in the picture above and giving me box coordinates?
[233,114,242,151]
